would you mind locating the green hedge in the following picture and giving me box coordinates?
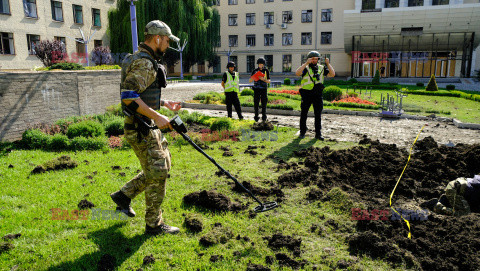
[66,120,105,138]
[240,88,254,96]
[70,136,108,151]
[49,62,85,70]
[22,129,51,149]
[323,86,343,101]
[210,117,233,131]
[241,102,294,110]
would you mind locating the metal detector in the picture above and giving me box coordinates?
[170,115,279,213]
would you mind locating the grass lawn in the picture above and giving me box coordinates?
[0,126,411,270]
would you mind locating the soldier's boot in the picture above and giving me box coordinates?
[145,224,180,235]
[110,190,136,217]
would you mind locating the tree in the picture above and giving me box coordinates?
[108,0,220,72]
[35,40,67,67]
[426,74,438,91]
[91,46,113,65]
[371,69,380,85]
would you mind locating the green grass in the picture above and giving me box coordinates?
[0,127,410,270]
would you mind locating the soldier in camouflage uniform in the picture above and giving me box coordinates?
[433,175,480,216]
[110,20,182,235]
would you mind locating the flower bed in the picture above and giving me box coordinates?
[332,97,377,106]
[268,89,300,95]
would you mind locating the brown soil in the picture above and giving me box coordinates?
[2,234,21,241]
[275,253,308,269]
[209,255,224,262]
[232,180,284,200]
[142,254,155,265]
[252,121,275,131]
[31,155,78,174]
[183,190,244,212]
[77,199,95,210]
[184,213,203,233]
[246,263,271,271]
[0,242,14,254]
[264,234,302,252]
[199,223,234,247]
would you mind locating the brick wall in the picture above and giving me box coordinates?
[0,70,121,141]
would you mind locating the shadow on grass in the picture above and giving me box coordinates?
[47,223,150,271]
[268,137,317,162]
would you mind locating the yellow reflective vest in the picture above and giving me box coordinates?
[224,71,239,92]
[300,64,325,90]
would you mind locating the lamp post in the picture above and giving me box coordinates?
[170,39,188,80]
[129,0,139,53]
[66,28,97,66]
[226,46,235,63]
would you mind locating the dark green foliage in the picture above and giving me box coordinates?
[416,82,424,87]
[49,62,85,70]
[284,78,291,85]
[70,136,108,151]
[47,134,70,151]
[22,129,51,149]
[240,88,254,96]
[323,86,343,101]
[210,118,233,131]
[347,78,358,83]
[371,70,380,85]
[66,120,105,139]
[446,85,455,90]
[426,74,438,91]
[103,118,124,137]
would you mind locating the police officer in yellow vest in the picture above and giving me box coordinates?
[221,61,244,120]
[295,51,335,140]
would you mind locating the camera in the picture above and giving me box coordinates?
[313,73,321,81]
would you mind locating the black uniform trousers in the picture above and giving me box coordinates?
[225,91,243,119]
[253,87,268,121]
[299,84,324,136]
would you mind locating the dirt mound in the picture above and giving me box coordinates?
[276,160,299,171]
[252,121,274,131]
[183,190,244,212]
[246,263,271,271]
[97,253,116,271]
[31,155,78,174]
[78,199,95,210]
[245,145,258,156]
[199,223,234,247]
[184,213,203,233]
[232,181,284,200]
[0,242,14,254]
[277,137,480,269]
[2,234,21,241]
[142,254,155,265]
[264,234,301,251]
[275,253,308,269]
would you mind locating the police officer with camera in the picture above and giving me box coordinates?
[295,51,335,140]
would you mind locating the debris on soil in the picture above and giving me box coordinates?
[184,213,203,233]
[209,255,223,262]
[275,253,307,269]
[78,199,95,210]
[215,170,226,177]
[2,234,21,241]
[233,251,241,257]
[306,188,323,201]
[245,145,258,156]
[265,255,274,265]
[97,253,116,271]
[0,242,14,254]
[325,219,339,230]
[199,224,234,247]
[232,180,284,200]
[252,121,274,131]
[142,254,155,265]
[264,234,301,251]
[276,160,298,171]
[31,155,78,174]
[219,146,230,151]
[8,164,14,168]
[223,150,234,156]
[119,172,126,177]
[111,165,122,170]
[246,263,271,271]
[183,190,244,212]
[414,135,438,151]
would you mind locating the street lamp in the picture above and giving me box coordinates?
[226,46,235,63]
[129,0,139,53]
[66,28,97,66]
[170,39,188,80]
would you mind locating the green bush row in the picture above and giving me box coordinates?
[240,102,294,110]
[323,102,381,110]
[22,129,109,151]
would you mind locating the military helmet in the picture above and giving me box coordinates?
[257,57,266,65]
[145,20,179,43]
[226,61,236,68]
[307,51,321,58]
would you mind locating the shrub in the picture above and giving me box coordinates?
[184,75,193,80]
[347,92,359,98]
[446,84,455,90]
[106,103,123,116]
[103,118,124,136]
[47,134,70,151]
[371,70,380,85]
[49,62,85,70]
[210,117,233,131]
[91,46,113,65]
[66,120,105,138]
[193,91,223,101]
[22,129,51,149]
[284,78,291,86]
[70,136,108,151]
[426,74,438,91]
[85,65,121,70]
[323,86,343,101]
[34,39,67,67]
[416,82,424,87]
[267,104,294,110]
[348,78,358,83]
[240,88,254,96]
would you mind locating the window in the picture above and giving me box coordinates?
[321,32,332,44]
[385,0,399,7]
[198,62,205,73]
[94,40,102,48]
[246,13,255,25]
[246,35,256,47]
[230,56,238,70]
[55,36,66,47]
[301,10,312,23]
[264,34,274,46]
[76,39,85,55]
[215,0,220,5]
[282,55,292,72]
[246,0,255,3]
[1,0,11,14]
[228,0,238,5]
[247,55,255,73]
[301,54,308,64]
[23,0,37,18]
[282,33,292,46]
[73,4,83,24]
[282,11,293,23]
[0,32,15,55]
[321,9,332,22]
[217,36,221,47]
[27,34,40,55]
[228,14,238,26]
[432,0,448,5]
[229,35,238,47]
[301,32,312,45]
[264,55,273,71]
[408,0,423,6]
[51,1,63,21]
[92,8,101,27]
[362,0,375,10]
[264,12,274,25]
[264,0,274,2]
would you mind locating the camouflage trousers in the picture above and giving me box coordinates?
[434,178,471,216]
[120,126,171,228]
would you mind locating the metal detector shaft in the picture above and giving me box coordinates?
[177,131,265,207]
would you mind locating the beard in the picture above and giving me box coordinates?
[153,47,165,60]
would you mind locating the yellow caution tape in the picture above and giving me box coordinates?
[389,125,426,239]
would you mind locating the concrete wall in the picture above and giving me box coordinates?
[0,70,121,141]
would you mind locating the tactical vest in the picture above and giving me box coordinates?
[253,69,268,89]
[300,64,325,90]
[224,71,239,92]
[121,51,166,110]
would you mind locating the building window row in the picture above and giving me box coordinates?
[363,0,449,9]
[228,10,332,26]
[230,53,332,73]
[0,0,101,26]
[227,32,331,47]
